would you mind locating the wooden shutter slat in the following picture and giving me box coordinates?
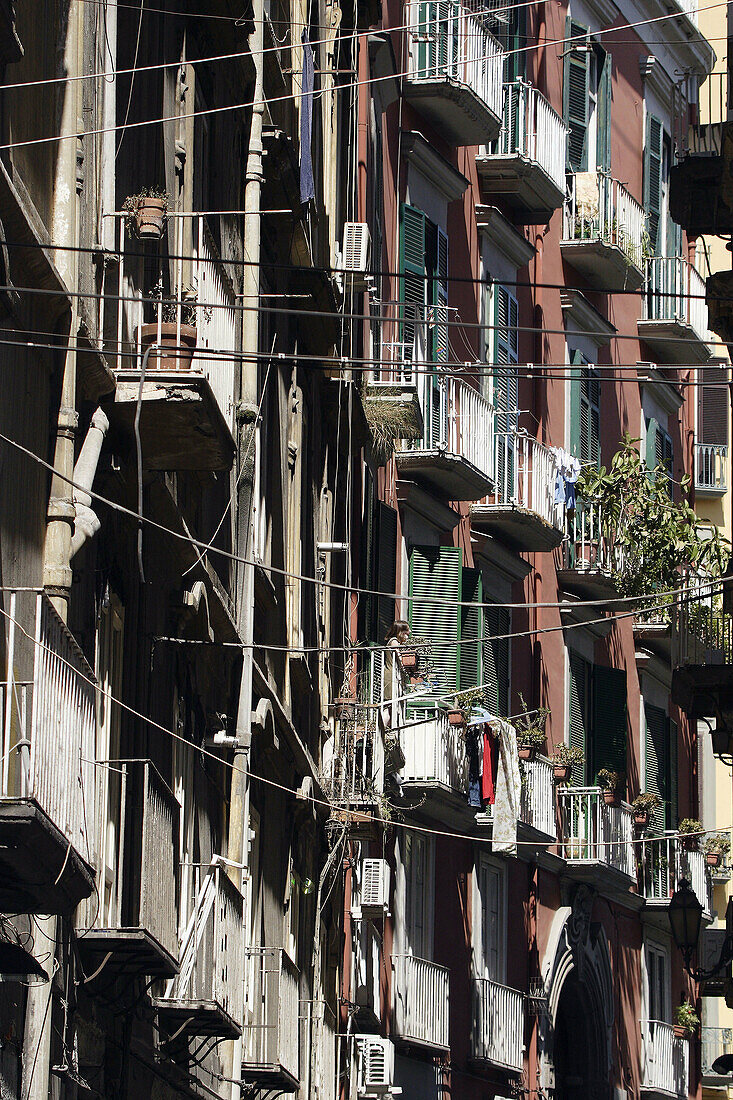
[569,652,589,785]
[592,666,627,779]
[376,503,398,643]
[644,115,663,255]
[483,605,510,716]
[459,568,483,692]
[644,702,667,833]
[408,546,462,697]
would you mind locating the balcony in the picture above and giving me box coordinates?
[396,374,495,500]
[404,0,504,146]
[475,80,567,220]
[78,760,179,979]
[519,755,556,842]
[561,173,645,291]
[707,268,733,346]
[638,257,710,365]
[555,500,621,601]
[638,833,711,923]
[365,308,428,442]
[299,1000,336,1100]
[153,860,245,1039]
[471,431,564,551]
[392,953,450,1050]
[471,977,524,1072]
[0,589,97,914]
[243,947,300,1088]
[108,216,237,471]
[670,592,733,718]
[641,1021,689,1098]
[695,442,728,495]
[559,787,636,889]
[354,920,382,1023]
[702,1027,733,1084]
[400,704,470,824]
[670,75,732,236]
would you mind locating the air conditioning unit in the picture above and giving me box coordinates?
[356,858,390,918]
[355,1035,395,1095]
[342,223,371,287]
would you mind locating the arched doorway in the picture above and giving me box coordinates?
[554,970,606,1100]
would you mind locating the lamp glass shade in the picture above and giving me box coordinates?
[669,878,703,955]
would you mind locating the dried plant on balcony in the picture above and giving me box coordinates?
[550,745,585,767]
[515,694,549,752]
[678,818,704,836]
[596,768,621,792]
[577,434,731,600]
[364,401,422,465]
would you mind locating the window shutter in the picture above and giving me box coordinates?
[592,666,627,779]
[459,568,483,693]
[569,348,584,457]
[569,652,589,785]
[645,416,659,471]
[564,19,590,171]
[483,604,510,716]
[408,545,462,696]
[494,286,520,495]
[580,368,601,465]
[376,504,398,643]
[597,49,612,173]
[400,204,427,359]
[644,702,667,834]
[700,372,729,445]
[667,718,678,830]
[644,114,663,256]
[434,226,449,364]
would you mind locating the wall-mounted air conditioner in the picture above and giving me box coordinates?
[355,1034,395,1096]
[342,223,371,288]
[352,858,390,919]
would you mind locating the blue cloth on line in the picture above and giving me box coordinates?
[565,479,576,510]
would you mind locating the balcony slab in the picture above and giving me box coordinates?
[475,153,565,221]
[396,450,493,501]
[556,567,619,602]
[637,318,710,365]
[0,798,95,914]
[559,238,644,292]
[153,997,242,1040]
[471,502,563,551]
[403,80,501,146]
[78,928,179,981]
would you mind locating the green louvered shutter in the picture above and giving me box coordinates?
[376,504,398,643]
[668,718,678,830]
[459,568,483,693]
[400,204,427,361]
[483,605,510,716]
[564,19,590,171]
[645,417,659,472]
[644,114,663,256]
[591,666,627,780]
[581,368,601,466]
[434,226,449,364]
[569,652,589,785]
[644,702,667,834]
[569,348,584,458]
[408,545,462,697]
[494,285,520,498]
[597,50,612,173]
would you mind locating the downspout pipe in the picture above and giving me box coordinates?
[70,407,109,559]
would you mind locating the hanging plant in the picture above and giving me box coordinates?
[123,187,170,240]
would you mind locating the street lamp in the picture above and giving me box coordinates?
[669,878,733,981]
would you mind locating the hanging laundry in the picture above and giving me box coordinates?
[491,718,521,855]
[481,727,499,805]
[466,726,482,808]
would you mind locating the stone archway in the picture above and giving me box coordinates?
[538,886,614,1100]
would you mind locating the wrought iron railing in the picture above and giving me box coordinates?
[638,832,711,917]
[562,172,645,270]
[694,442,727,493]
[643,256,708,343]
[559,787,635,878]
[471,977,524,1071]
[244,946,300,1082]
[641,1020,689,1097]
[488,80,566,193]
[404,373,495,482]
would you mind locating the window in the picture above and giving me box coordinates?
[568,654,627,784]
[493,284,520,499]
[487,0,526,82]
[644,114,677,257]
[404,830,434,958]
[563,21,611,173]
[473,855,505,982]
[400,203,448,364]
[645,416,673,480]
[483,604,510,718]
[569,352,601,465]
[644,703,678,831]
[361,476,397,645]
[698,363,729,446]
[284,844,301,962]
[645,941,670,1023]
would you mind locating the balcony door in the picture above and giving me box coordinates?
[474,855,505,983]
[493,284,519,504]
[404,830,434,960]
[94,594,124,928]
[645,941,670,1023]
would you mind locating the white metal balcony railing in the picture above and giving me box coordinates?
[406,0,504,119]
[0,589,97,863]
[114,214,238,434]
[643,256,708,343]
[641,1021,689,1097]
[676,0,698,25]
[299,999,336,1100]
[245,947,300,1082]
[702,1027,733,1079]
[673,587,733,668]
[563,173,645,270]
[471,977,524,1071]
[160,860,246,1029]
[368,305,429,426]
[639,833,712,917]
[488,431,564,532]
[520,755,555,837]
[558,500,620,578]
[559,787,636,879]
[401,705,468,795]
[403,374,495,482]
[489,80,567,194]
[694,443,728,493]
[392,953,450,1049]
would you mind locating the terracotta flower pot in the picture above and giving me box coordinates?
[518,746,535,761]
[135,196,167,239]
[137,323,197,372]
[553,764,570,783]
[332,696,356,720]
[447,708,465,728]
[673,1025,690,1040]
[399,650,418,671]
[706,851,722,868]
[602,789,620,807]
[633,810,649,829]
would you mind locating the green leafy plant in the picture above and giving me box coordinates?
[631,792,661,813]
[515,694,549,751]
[703,832,731,856]
[597,768,621,792]
[551,745,585,767]
[674,1001,700,1035]
[122,187,170,236]
[678,818,704,836]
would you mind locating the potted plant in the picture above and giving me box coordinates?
[331,695,356,720]
[673,1001,700,1040]
[446,687,485,728]
[597,768,622,808]
[551,745,584,783]
[703,832,731,869]
[515,697,549,761]
[678,818,704,851]
[398,646,419,672]
[138,290,200,372]
[631,792,660,830]
[123,187,170,240]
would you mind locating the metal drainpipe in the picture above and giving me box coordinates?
[222,2,264,1094]
[25,1,82,1095]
